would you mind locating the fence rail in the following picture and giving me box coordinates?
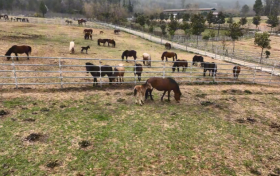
[1,56,279,89]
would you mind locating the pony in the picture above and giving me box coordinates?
[143,53,151,67]
[161,52,177,61]
[165,43,171,50]
[22,18,29,22]
[233,66,241,78]
[98,39,108,46]
[114,29,120,34]
[192,55,204,66]
[0,14,9,21]
[65,20,72,24]
[78,19,87,25]
[145,77,182,103]
[84,32,92,40]
[112,64,125,83]
[84,29,93,34]
[122,50,137,62]
[172,60,188,72]
[133,64,143,82]
[203,62,217,77]
[5,45,32,61]
[81,46,90,54]
[100,31,104,34]
[16,18,22,22]
[69,41,75,54]
[134,82,153,106]
[85,62,113,86]
[107,39,116,47]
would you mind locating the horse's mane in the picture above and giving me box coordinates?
[122,50,128,58]
[5,45,16,56]
[161,51,167,57]
[167,77,181,95]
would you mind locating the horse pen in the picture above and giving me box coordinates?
[1,18,280,176]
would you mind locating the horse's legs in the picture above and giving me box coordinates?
[203,69,206,77]
[167,91,171,101]
[126,56,128,63]
[15,53,19,61]
[138,74,141,82]
[25,52,29,60]
[166,57,168,62]
[161,91,167,101]
[177,67,179,72]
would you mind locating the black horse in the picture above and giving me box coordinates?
[121,50,137,62]
[5,45,32,60]
[85,62,114,86]
[172,60,188,72]
[203,62,217,77]
[133,64,143,81]
[192,55,204,66]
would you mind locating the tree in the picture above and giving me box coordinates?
[168,20,179,38]
[127,0,133,13]
[170,14,174,21]
[254,32,271,63]
[253,0,263,15]
[39,1,47,17]
[206,11,215,28]
[253,16,261,29]
[191,14,206,46]
[241,5,250,16]
[214,12,226,37]
[266,15,279,31]
[182,14,190,22]
[239,17,247,27]
[227,16,234,24]
[159,12,165,21]
[160,23,167,36]
[209,29,216,51]
[235,1,240,14]
[225,23,243,53]
[136,15,146,28]
[180,22,191,35]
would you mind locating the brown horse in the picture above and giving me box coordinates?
[84,29,93,34]
[145,77,182,103]
[65,20,72,24]
[122,50,137,62]
[161,52,177,61]
[114,29,120,34]
[172,60,188,72]
[107,39,116,47]
[165,43,171,50]
[98,39,108,46]
[100,31,104,34]
[78,19,86,25]
[84,32,92,40]
[233,66,241,78]
[5,45,32,60]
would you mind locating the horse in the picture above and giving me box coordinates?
[161,52,177,62]
[145,77,182,103]
[107,39,116,47]
[81,46,90,54]
[172,60,188,72]
[78,19,87,25]
[100,31,104,34]
[85,62,113,86]
[233,66,241,78]
[203,62,217,77]
[165,43,171,50]
[5,45,32,61]
[84,32,92,40]
[22,18,29,22]
[84,29,93,34]
[134,64,143,82]
[192,55,204,66]
[143,53,151,67]
[98,39,108,46]
[114,29,120,34]
[112,64,125,83]
[134,82,153,106]
[65,20,72,24]
[0,14,9,21]
[16,18,22,22]
[69,41,75,54]
[122,50,137,62]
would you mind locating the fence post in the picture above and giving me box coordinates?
[59,57,63,88]
[253,66,257,84]
[11,56,18,89]
[215,46,217,59]
[190,61,193,83]
[134,60,137,85]
[269,64,275,85]
[99,59,102,87]
[163,60,166,78]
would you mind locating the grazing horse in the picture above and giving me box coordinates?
[81,46,90,54]
[78,19,87,25]
[134,82,153,106]
[100,31,104,34]
[143,53,151,67]
[233,66,241,78]
[0,14,9,21]
[165,43,171,50]
[192,55,204,66]
[16,18,22,22]
[161,52,177,61]
[65,20,72,24]
[84,29,93,34]
[172,60,188,72]
[22,18,29,22]
[122,50,137,62]
[84,32,92,40]
[5,45,32,61]
[203,62,217,77]
[69,41,75,54]
[107,39,116,47]
[113,64,125,83]
[145,77,182,103]
[98,39,108,46]
[85,62,113,86]
[114,29,120,34]
[133,64,143,81]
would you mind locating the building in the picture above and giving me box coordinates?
[163,8,216,15]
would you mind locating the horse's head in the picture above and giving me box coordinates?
[174,92,182,103]
[6,55,11,60]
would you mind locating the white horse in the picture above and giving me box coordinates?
[113,64,125,83]
[69,41,75,54]
[143,53,151,67]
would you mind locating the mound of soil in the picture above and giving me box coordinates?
[25,133,42,142]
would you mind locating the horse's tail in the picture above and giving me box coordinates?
[98,40,100,46]
[28,46,32,54]
[134,88,137,96]
[175,53,177,60]
[121,51,125,60]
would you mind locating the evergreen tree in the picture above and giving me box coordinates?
[239,17,247,27]
[253,16,261,29]
[128,0,133,13]
[241,5,250,16]
[182,13,190,22]
[206,11,215,28]
[254,32,271,63]
[253,0,263,15]
[191,14,206,46]
[225,23,244,53]
[214,12,226,37]
[266,15,279,31]
[39,1,47,17]
[227,16,234,24]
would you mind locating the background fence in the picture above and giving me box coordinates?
[1,56,280,89]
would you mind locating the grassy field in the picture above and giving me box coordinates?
[1,20,280,175]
